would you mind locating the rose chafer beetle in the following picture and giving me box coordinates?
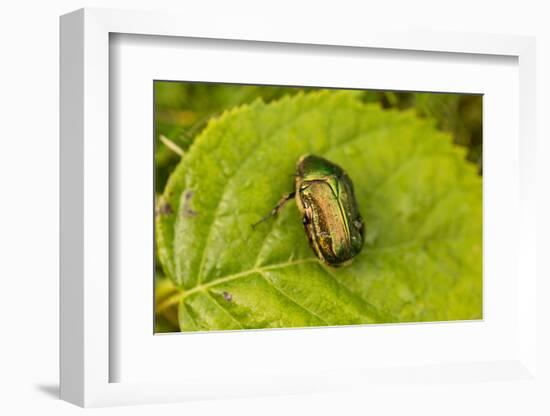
[253,154,364,267]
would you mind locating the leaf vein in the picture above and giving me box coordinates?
[258,271,330,325]
[203,291,245,329]
[318,263,392,322]
[182,257,319,300]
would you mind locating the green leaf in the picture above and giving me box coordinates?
[156,90,482,331]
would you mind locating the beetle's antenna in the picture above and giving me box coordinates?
[251,192,296,229]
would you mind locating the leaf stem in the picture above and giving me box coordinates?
[156,292,184,314]
[159,134,184,157]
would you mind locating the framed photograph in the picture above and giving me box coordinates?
[60,8,538,407]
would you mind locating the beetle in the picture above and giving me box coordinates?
[253,154,364,267]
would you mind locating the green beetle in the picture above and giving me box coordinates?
[254,154,364,267]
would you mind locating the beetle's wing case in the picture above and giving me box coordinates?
[295,154,364,266]
[298,179,351,265]
[336,171,365,254]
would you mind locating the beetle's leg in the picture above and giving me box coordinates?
[252,192,296,228]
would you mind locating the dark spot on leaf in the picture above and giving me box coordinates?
[158,202,173,216]
[181,190,198,217]
[223,291,232,302]
[155,197,173,216]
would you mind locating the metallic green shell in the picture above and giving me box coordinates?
[295,154,364,266]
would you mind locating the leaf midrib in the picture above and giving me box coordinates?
[184,257,318,300]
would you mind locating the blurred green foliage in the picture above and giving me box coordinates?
[374,91,483,173]
[154,273,180,333]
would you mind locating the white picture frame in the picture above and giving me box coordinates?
[60,7,538,407]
